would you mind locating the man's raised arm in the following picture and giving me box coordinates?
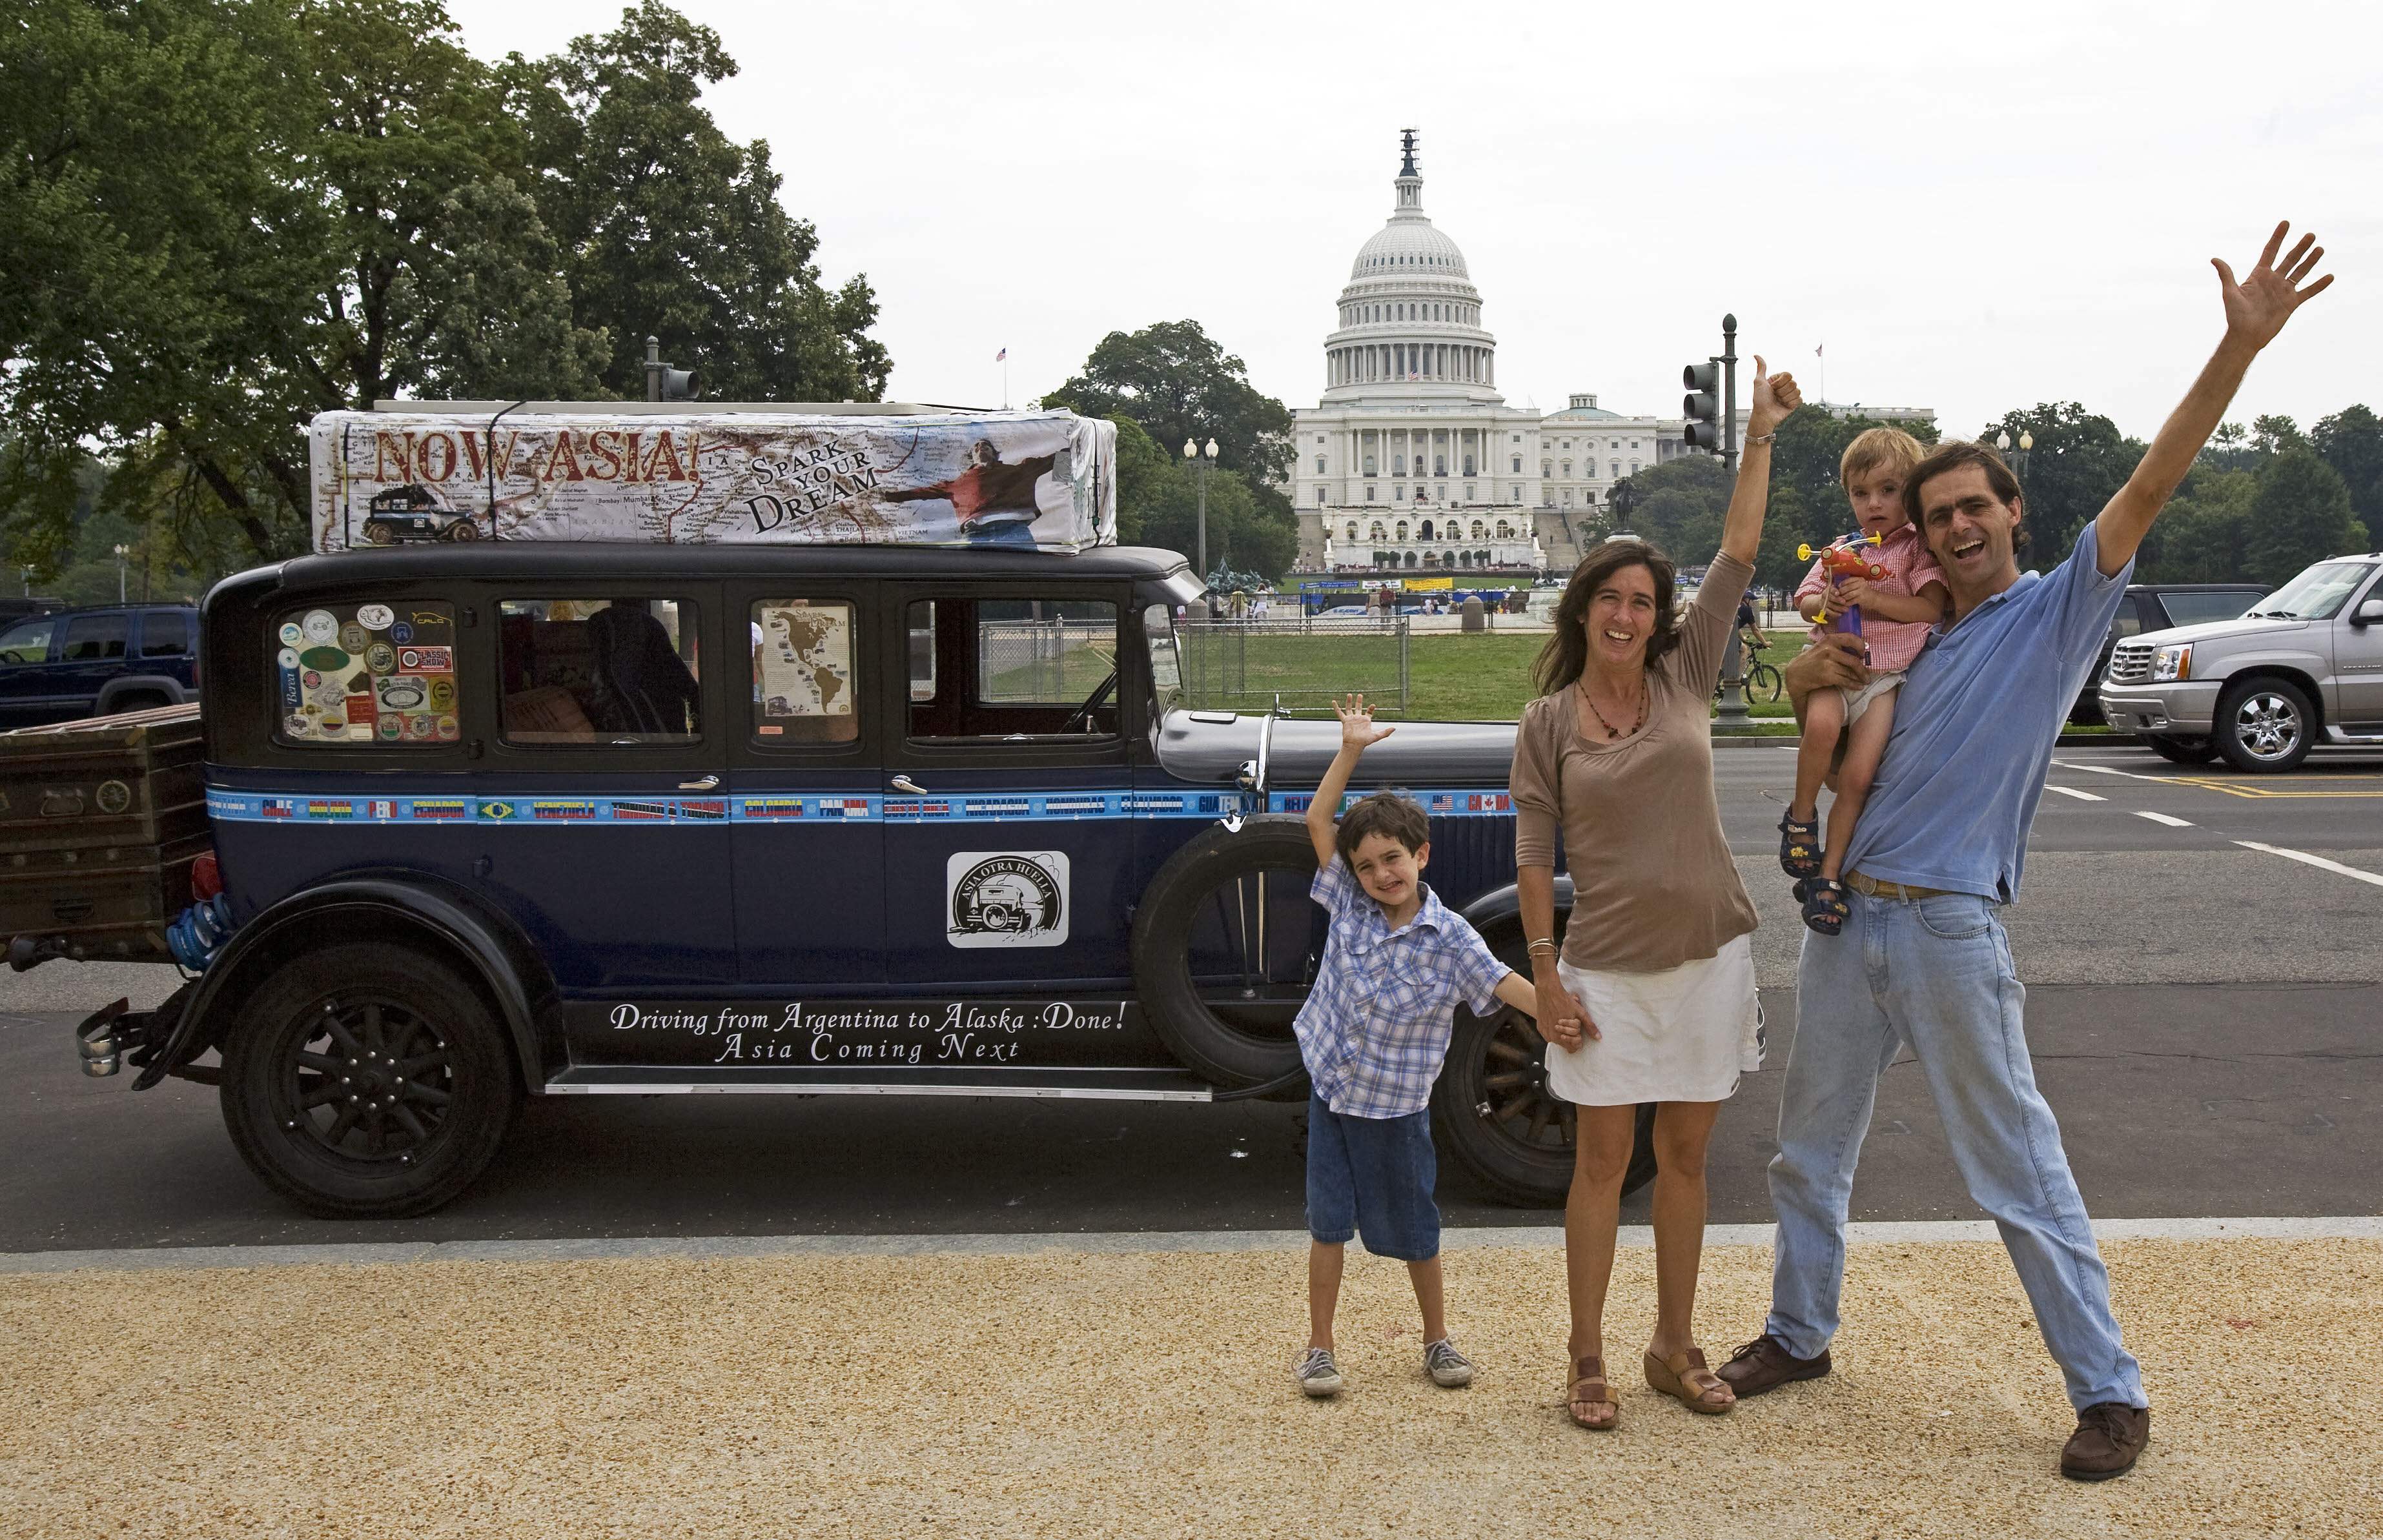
[2094,222,2333,575]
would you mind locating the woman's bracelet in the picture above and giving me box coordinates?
[1527,938,1558,955]
[1749,431,1778,445]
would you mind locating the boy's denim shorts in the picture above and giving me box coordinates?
[1305,1093,1441,1262]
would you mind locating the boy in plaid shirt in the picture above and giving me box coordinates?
[1291,694,1541,1398]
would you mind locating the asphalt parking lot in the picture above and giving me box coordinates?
[5,739,2376,1253]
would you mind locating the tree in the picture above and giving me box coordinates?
[0,0,611,572]
[2139,466,2256,582]
[2313,405,2383,537]
[2245,449,2366,587]
[1620,455,1730,563]
[1099,416,1294,577]
[1041,321,1296,500]
[1979,404,2143,567]
[507,1,888,404]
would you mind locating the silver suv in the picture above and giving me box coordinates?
[2099,553,2383,771]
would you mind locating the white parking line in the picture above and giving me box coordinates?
[2052,759,2175,784]
[2234,840,2383,889]
[2135,810,2194,827]
[2044,784,2107,802]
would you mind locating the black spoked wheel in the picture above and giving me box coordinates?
[1133,817,1320,1088]
[222,942,518,1218]
[1746,661,1784,704]
[1433,933,1657,1206]
[280,996,458,1162]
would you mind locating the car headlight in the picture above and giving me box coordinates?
[2152,643,2191,682]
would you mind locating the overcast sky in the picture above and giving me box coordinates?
[445,0,2378,442]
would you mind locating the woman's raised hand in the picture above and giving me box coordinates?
[1334,693,1395,750]
[1750,356,1803,436]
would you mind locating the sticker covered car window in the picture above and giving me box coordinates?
[274,601,458,745]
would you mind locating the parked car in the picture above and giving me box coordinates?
[0,603,200,730]
[2067,582,2267,724]
[2098,553,2383,770]
[52,541,1615,1218]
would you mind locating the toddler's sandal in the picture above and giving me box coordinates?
[1795,877,1848,936]
[1776,813,1822,879]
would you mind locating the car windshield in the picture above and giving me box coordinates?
[2247,561,2377,622]
[1143,602,1184,718]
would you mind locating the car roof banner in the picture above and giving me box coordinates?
[308,409,1118,554]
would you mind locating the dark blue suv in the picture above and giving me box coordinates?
[76,543,1601,1217]
[0,604,199,729]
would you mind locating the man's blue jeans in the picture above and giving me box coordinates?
[1766,889,2145,1411]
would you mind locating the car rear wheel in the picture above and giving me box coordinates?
[363,522,396,545]
[1130,817,1316,1088]
[2142,733,2219,764]
[2215,678,2315,773]
[444,520,481,542]
[1432,931,1655,1206]
[220,942,518,1217]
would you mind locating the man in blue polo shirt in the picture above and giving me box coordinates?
[1717,224,2333,1482]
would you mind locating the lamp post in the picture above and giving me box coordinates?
[113,544,128,603]
[1183,436,1218,579]
[1997,428,2034,500]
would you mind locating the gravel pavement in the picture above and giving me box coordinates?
[4,1236,2377,1538]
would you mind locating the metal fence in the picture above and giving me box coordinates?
[1176,616,1411,715]
[976,621,1116,702]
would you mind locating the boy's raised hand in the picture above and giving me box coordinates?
[1335,693,1395,751]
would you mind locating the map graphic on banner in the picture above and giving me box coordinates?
[757,602,853,718]
[308,409,1117,554]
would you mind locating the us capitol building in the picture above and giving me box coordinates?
[1285,133,1794,577]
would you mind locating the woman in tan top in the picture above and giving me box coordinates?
[1511,360,1802,1432]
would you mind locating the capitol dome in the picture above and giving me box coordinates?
[1322,130,1498,405]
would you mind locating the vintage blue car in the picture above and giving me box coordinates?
[70,538,1629,1217]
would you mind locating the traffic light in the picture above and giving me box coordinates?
[1682,362,1722,452]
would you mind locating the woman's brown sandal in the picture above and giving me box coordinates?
[1644,1348,1736,1415]
[1566,1355,1619,1431]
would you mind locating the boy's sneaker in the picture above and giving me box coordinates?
[1423,1338,1476,1388]
[1295,1346,1344,1397]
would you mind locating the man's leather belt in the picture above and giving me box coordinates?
[1844,871,1961,902]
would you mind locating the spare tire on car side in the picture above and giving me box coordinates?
[1130,815,1318,1088]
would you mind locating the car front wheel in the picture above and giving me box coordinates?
[1431,931,1655,1207]
[220,942,518,1217]
[2215,678,2316,773]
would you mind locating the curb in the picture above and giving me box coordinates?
[6,1216,2378,1275]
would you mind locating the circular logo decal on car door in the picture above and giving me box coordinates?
[946,852,1069,948]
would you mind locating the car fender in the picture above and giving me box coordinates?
[1459,875,1575,946]
[134,875,557,1091]
[2201,651,2329,720]
[94,674,190,711]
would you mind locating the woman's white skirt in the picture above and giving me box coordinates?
[1545,934,1764,1106]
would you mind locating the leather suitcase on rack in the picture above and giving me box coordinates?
[0,703,209,963]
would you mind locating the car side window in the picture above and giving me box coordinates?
[61,613,128,661]
[500,597,699,745]
[0,617,56,665]
[272,600,459,745]
[751,598,859,745]
[140,611,190,657]
[907,597,1120,740]
[2110,596,2145,638]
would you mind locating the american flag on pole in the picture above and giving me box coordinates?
[996,347,1007,361]
[1815,343,1824,357]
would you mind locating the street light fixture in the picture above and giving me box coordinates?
[1183,436,1219,579]
[113,543,128,603]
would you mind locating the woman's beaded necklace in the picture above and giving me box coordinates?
[1576,672,1648,740]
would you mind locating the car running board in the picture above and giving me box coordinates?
[2324,726,2383,745]
[544,1065,1221,1102]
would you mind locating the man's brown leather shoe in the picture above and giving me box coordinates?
[2060,1403,2149,1481]
[1714,1334,1830,1398]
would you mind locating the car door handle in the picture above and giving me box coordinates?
[678,774,719,791]
[890,775,930,795]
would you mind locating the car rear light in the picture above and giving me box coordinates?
[190,850,222,900]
